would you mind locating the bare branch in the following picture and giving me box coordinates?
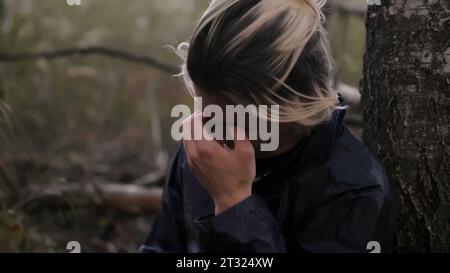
[0,46,178,74]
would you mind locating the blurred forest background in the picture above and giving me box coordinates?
[0,0,367,252]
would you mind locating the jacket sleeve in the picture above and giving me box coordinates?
[195,195,286,253]
[139,148,186,253]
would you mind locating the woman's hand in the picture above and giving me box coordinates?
[182,113,256,215]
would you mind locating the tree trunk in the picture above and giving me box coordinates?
[362,0,450,252]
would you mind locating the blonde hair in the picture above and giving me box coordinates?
[176,0,341,126]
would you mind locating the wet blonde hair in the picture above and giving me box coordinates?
[176,0,341,126]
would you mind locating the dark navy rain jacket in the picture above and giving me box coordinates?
[139,109,399,253]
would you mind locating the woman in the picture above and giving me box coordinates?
[140,0,398,253]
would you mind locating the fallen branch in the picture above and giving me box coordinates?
[336,82,361,106]
[133,165,166,186]
[335,81,362,126]
[0,46,178,74]
[87,183,163,215]
[22,181,163,215]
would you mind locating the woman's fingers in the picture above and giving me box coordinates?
[182,113,254,162]
[181,114,255,213]
[183,112,222,163]
[232,128,255,168]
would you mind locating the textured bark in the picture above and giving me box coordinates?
[362,0,450,252]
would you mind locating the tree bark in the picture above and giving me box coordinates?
[362,0,450,252]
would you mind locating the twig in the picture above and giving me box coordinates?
[132,79,168,186]
[0,46,178,74]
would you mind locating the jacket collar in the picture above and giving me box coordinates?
[302,107,346,162]
[254,96,346,200]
